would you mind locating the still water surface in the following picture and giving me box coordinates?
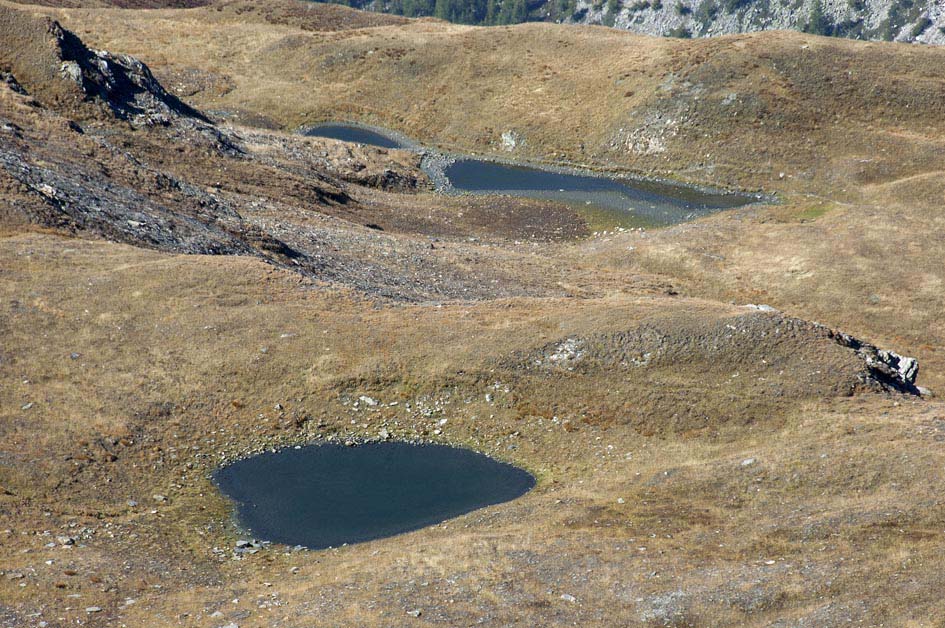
[214,442,535,549]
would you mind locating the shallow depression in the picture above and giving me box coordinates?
[213,442,536,549]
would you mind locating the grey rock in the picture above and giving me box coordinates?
[744,303,778,313]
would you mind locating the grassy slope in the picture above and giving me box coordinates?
[41,0,945,386]
[3,233,944,626]
[2,2,945,625]
[43,0,945,192]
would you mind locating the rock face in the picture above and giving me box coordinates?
[566,0,944,45]
[349,0,942,45]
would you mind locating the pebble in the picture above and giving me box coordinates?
[85,607,102,613]
[740,458,756,467]
[406,609,422,617]
[560,594,577,603]
[152,494,167,502]
[21,402,33,411]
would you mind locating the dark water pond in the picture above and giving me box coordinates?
[301,122,758,228]
[302,123,407,149]
[444,159,751,228]
[214,442,535,549]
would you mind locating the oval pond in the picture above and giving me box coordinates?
[214,442,535,549]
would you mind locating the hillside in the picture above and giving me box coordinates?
[2,1,945,626]
[10,0,945,45]
[292,0,945,44]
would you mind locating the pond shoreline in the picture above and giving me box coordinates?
[299,120,772,228]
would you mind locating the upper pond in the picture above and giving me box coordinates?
[213,442,535,549]
[302,122,758,229]
[302,123,408,149]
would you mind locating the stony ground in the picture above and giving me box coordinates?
[1,2,944,626]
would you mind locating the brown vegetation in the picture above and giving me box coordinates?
[1,2,944,626]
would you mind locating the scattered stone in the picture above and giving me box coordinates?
[561,593,577,603]
[406,609,422,617]
[741,458,756,467]
[85,607,102,613]
[234,539,264,554]
[209,610,223,618]
[5,572,24,580]
[21,402,33,411]
[617,497,625,504]
[359,396,379,407]
[152,494,167,502]
[127,500,138,507]
[56,536,75,546]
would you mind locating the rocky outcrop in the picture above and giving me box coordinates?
[826,328,920,394]
[54,31,208,127]
[0,3,236,149]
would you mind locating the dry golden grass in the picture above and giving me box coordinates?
[2,233,944,626]
[2,1,945,625]
[30,1,945,390]
[37,0,945,193]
